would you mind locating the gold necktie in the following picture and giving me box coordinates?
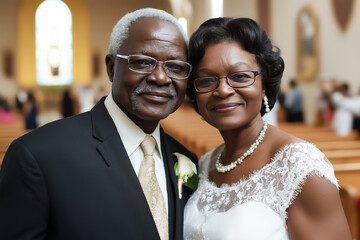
[138,135,168,240]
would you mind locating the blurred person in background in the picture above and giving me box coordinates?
[0,95,14,124]
[315,79,333,126]
[61,87,79,118]
[331,82,360,136]
[351,86,360,135]
[15,88,28,112]
[22,91,38,129]
[284,79,303,122]
[77,85,95,113]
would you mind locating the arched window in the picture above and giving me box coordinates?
[35,0,72,85]
[211,0,223,18]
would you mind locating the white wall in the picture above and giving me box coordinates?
[0,0,20,100]
[223,0,257,19]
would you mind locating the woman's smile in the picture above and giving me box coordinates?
[212,102,244,112]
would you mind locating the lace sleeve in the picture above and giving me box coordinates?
[191,143,338,221]
[278,143,339,214]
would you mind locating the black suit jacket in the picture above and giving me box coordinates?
[0,99,197,240]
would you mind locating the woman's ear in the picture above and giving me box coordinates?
[105,54,115,82]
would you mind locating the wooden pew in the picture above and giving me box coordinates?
[339,183,359,240]
[334,164,360,239]
[184,135,222,157]
[170,133,360,163]
[0,152,5,169]
[325,150,360,164]
[278,122,359,142]
[292,131,358,142]
[278,123,334,133]
[0,134,24,153]
[167,126,219,147]
[334,163,360,192]
[0,114,27,167]
[315,141,360,151]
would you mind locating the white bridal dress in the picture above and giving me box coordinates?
[184,142,338,240]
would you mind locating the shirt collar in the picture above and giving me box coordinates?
[104,92,162,156]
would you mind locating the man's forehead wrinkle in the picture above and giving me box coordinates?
[152,29,183,39]
[146,37,183,46]
[137,46,186,61]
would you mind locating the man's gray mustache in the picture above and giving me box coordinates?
[135,86,177,97]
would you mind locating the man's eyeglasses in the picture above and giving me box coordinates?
[194,71,260,93]
[116,54,192,80]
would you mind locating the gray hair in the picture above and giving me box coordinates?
[108,8,188,56]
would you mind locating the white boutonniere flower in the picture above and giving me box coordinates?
[173,152,198,199]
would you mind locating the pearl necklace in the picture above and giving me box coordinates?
[215,121,268,173]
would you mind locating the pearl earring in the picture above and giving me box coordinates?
[264,96,270,113]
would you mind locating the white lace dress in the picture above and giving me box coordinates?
[184,142,339,240]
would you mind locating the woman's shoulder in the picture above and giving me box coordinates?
[267,125,303,150]
[268,126,337,183]
[268,125,322,159]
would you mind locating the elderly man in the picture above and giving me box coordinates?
[0,8,197,240]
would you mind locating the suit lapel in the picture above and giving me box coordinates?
[160,128,184,240]
[90,99,160,240]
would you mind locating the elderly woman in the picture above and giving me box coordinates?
[184,18,351,240]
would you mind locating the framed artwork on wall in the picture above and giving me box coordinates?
[296,5,320,82]
[92,52,100,77]
[332,0,355,32]
[3,49,14,78]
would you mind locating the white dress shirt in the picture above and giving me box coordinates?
[104,93,168,212]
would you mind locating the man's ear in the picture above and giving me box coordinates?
[105,54,115,82]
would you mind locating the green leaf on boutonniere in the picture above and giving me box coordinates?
[174,161,180,176]
[184,173,199,191]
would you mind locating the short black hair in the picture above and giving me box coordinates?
[186,17,284,116]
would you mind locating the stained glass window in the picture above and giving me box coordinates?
[35,0,72,85]
[211,0,223,18]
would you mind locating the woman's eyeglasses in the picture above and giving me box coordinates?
[194,71,260,93]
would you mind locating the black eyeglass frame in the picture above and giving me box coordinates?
[116,54,192,80]
[193,70,260,93]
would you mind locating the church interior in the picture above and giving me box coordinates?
[1,0,360,238]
